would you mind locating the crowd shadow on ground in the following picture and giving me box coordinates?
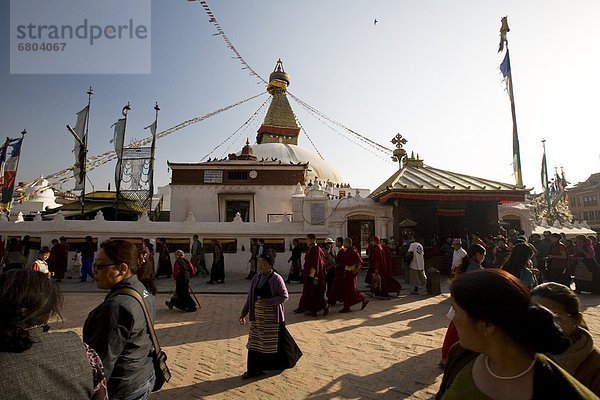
[306,347,442,400]
[153,349,442,400]
[318,295,449,337]
[153,372,275,399]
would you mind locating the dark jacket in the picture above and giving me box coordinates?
[437,344,599,400]
[83,275,155,400]
[0,329,93,400]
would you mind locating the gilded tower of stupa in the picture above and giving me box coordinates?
[256,60,301,145]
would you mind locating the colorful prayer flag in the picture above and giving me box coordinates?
[0,136,25,205]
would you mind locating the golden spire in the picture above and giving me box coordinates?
[257,60,300,145]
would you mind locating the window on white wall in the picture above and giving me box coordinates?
[218,193,255,222]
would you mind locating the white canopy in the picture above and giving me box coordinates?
[532,220,597,238]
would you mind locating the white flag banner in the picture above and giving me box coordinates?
[72,105,89,191]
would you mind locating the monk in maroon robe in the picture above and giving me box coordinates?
[380,239,402,296]
[332,238,368,313]
[48,237,68,281]
[294,234,328,316]
[366,236,385,284]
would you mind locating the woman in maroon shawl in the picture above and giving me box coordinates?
[294,234,328,317]
[381,238,402,297]
[166,250,197,312]
[332,238,369,313]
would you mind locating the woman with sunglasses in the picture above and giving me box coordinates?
[83,240,156,400]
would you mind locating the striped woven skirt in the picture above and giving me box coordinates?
[246,302,302,373]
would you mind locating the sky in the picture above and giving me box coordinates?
[1,0,599,196]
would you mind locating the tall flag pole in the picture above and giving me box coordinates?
[0,130,26,212]
[541,139,552,221]
[498,16,524,188]
[146,102,160,217]
[67,87,94,217]
[81,87,93,217]
[111,103,130,219]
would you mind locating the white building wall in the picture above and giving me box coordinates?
[170,185,297,222]
[1,197,393,274]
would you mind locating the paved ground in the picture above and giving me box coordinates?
[53,274,600,400]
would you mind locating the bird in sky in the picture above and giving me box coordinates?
[374,18,378,25]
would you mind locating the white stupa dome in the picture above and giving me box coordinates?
[248,143,344,184]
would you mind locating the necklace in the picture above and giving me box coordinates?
[484,356,535,380]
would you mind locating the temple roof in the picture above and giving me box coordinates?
[370,156,529,203]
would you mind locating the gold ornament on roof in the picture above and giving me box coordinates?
[391,133,408,169]
[267,59,291,94]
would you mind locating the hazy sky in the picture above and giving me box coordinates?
[1,0,599,195]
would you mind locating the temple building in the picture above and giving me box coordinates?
[369,136,530,242]
[167,60,391,252]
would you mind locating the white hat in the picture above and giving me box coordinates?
[324,237,335,244]
[175,249,185,257]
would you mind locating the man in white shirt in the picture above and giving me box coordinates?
[407,237,426,294]
[451,238,467,277]
[332,237,344,258]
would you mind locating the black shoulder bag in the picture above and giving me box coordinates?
[112,288,171,392]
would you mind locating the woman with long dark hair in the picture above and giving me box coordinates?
[0,269,107,399]
[437,269,596,399]
[83,240,156,400]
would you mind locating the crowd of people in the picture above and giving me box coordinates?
[435,230,600,397]
[1,230,600,398]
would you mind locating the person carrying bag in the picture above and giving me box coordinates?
[112,287,171,392]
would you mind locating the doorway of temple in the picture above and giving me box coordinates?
[347,218,374,255]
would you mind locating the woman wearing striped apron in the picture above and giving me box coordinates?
[239,252,302,379]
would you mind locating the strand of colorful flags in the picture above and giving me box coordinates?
[11,92,266,206]
[189,0,267,86]
[200,95,271,162]
[189,0,394,159]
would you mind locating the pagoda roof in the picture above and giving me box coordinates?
[370,157,529,203]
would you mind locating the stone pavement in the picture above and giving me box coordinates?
[53,276,600,400]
